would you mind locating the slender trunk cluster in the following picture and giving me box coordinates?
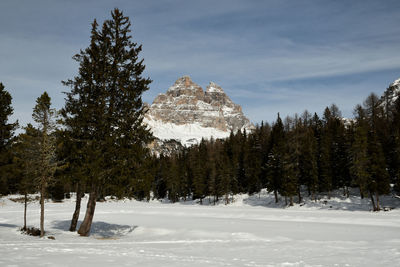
[40,183,45,237]
[69,184,82,232]
[78,190,97,236]
[23,193,27,230]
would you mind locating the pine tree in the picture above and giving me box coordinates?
[224,131,240,197]
[266,114,285,203]
[13,124,39,230]
[258,121,271,191]
[236,134,247,193]
[191,140,209,202]
[363,93,390,211]
[300,127,318,201]
[282,116,300,206]
[311,112,323,196]
[245,132,262,194]
[32,92,58,237]
[367,132,390,211]
[62,9,152,236]
[350,105,370,199]
[0,83,18,195]
[392,96,400,192]
[319,107,334,197]
[217,153,233,204]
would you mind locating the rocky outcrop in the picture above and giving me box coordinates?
[145,76,254,139]
[379,78,400,108]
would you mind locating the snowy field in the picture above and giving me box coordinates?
[1,190,400,267]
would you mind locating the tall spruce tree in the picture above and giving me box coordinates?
[300,126,318,201]
[13,124,39,230]
[320,107,334,197]
[311,112,323,195]
[363,94,390,210]
[392,96,400,192]
[32,92,57,237]
[0,83,18,195]
[266,114,285,203]
[350,105,370,199]
[245,132,262,194]
[191,140,209,203]
[62,9,152,236]
[282,116,300,206]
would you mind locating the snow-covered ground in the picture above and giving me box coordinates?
[1,190,400,267]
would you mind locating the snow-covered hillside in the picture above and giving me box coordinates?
[1,190,400,266]
[144,117,230,146]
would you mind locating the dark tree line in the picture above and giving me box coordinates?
[149,92,399,211]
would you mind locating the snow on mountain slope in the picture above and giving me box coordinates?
[144,117,230,146]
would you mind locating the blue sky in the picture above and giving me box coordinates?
[1,0,400,127]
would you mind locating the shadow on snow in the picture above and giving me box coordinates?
[52,220,137,238]
[0,223,19,228]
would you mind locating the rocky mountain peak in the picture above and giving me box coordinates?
[166,75,203,98]
[144,76,254,146]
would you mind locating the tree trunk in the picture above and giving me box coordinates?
[23,193,27,230]
[375,191,380,211]
[369,190,376,211]
[274,190,278,203]
[40,183,45,237]
[78,190,97,236]
[297,187,302,204]
[69,184,82,232]
[360,187,364,199]
[289,196,294,206]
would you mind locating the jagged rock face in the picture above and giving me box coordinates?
[380,78,400,106]
[146,76,254,136]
